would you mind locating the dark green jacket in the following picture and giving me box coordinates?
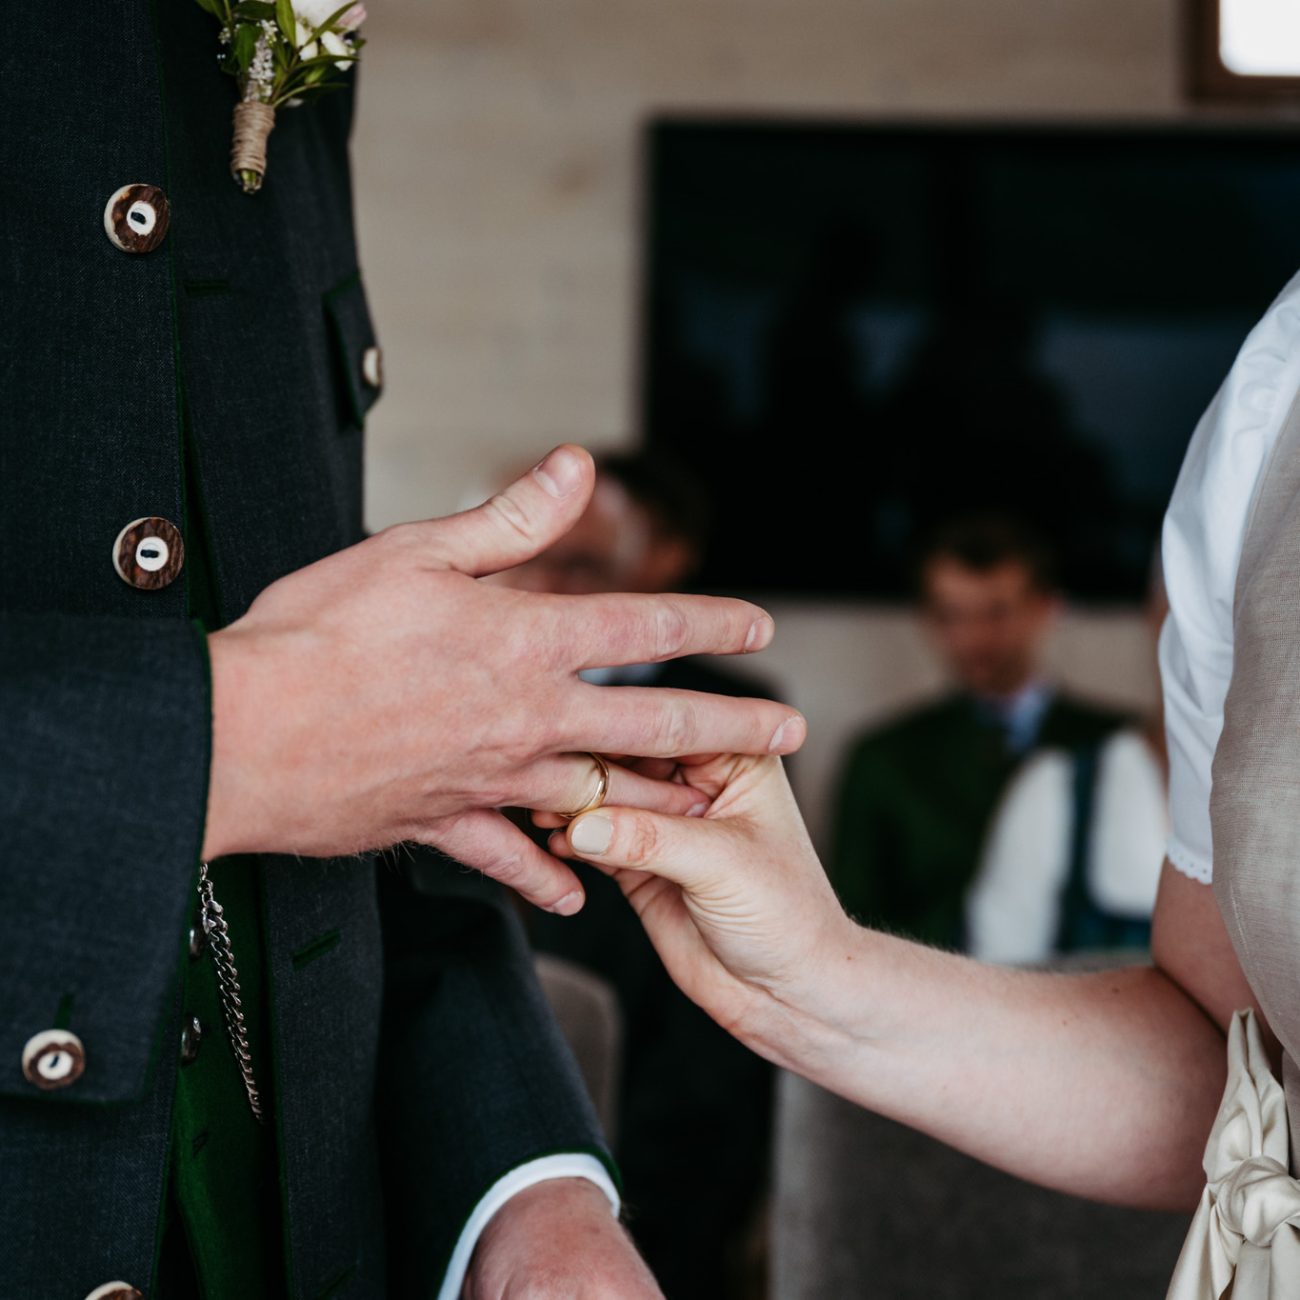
[0,3,607,1296]
[830,691,1130,949]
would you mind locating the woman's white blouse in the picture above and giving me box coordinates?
[966,731,1167,963]
[1160,268,1300,884]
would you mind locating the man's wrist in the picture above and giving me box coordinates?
[441,1156,620,1300]
[201,625,269,860]
[463,1174,656,1300]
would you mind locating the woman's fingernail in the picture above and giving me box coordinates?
[768,714,805,753]
[744,615,774,651]
[571,813,614,855]
[550,890,585,916]
[533,447,582,498]
[687,801,708,817]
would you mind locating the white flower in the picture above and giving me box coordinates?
[249,20,277,97]
[294,18,319,59]
[293,0,362,30]
[294,16,355,68]
[320,29,356,68]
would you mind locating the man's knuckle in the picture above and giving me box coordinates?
[486,491,536,545]
[652,702,694,756]
[653,601,690,660]
[378,520,423,552]
[486,852,528,887]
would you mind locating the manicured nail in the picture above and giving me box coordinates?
[533,447,582,498]
[571,813,614,855]
[744,615,774,652]
[768,714,805,753]
[687,801,708,818]
[550,890,584,916]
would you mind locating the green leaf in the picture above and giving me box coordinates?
[289,51,357,75]
[275,0,297,42]
[233,21,259,73]
[233,0,276,20]
[308,1,362,41]
[193,0,226,18]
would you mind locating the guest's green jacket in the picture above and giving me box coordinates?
[830,692,1130,949]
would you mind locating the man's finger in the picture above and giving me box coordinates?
[543,592,775,670]
[521,754,710,821]
[425,445,595,577]
[423,809,586,914]
[558,686,806,761]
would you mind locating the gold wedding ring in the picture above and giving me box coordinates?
[561,753,611,822]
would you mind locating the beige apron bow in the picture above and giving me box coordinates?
[1167,1009,1300,1299]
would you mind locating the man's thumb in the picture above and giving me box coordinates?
[430,445,595,577]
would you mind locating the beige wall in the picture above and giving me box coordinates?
[350,0,1248,842]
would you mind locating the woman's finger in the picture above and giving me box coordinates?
[557,806,727,890]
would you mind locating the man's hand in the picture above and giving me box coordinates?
[463,1178,662,1300]
[200,445,805,913]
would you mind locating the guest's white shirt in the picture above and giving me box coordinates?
[965,731,1167,963]
[1161,268,1300,884]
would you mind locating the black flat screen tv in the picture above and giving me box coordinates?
[641,119,1300,600]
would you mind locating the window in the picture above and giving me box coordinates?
[1190,0,1300,98]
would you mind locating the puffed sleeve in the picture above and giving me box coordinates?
[1160,269,1300,883]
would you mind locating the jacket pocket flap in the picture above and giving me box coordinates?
[323,271,382,430]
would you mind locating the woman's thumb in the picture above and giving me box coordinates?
[560,807,721,890]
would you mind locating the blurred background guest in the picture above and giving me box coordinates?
[504,450,780,1300]
[965,563,1171,963]
[829,515,1131,949]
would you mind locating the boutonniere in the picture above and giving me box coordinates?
[194,0,367,193]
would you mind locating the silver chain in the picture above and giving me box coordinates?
[197,861,265,1124]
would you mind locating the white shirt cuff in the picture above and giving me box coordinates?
[437,1153,621,1300]
[1167,835,1214,885]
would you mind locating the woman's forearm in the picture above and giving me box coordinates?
[744,921,1224,1212]
[556,765,1235,1215]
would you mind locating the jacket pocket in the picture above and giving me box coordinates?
[323,270,382,433]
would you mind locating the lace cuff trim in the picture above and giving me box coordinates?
[1168,839,1214,885]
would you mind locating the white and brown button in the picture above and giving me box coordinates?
[112,516,184,591]
[103,183,171,254]
[21,1028,86,1091]
[362,345,383,390]
[84,1284,143,1300]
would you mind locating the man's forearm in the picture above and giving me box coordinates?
[744,921,1225,1212]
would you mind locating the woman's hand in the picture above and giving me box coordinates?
[551,760,1232,1213]
[548,754,857,1059]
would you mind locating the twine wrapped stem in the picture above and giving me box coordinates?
[231,99,276,194]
